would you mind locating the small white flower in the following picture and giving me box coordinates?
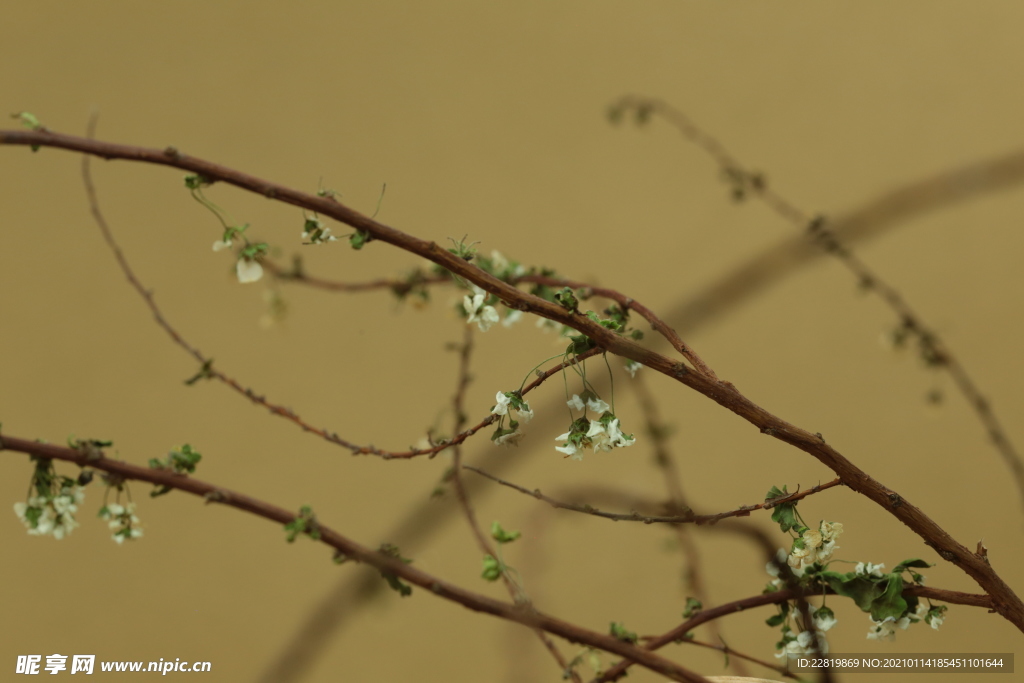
[929,612,944,630]
[490,250,509,273]
[212,239,233,252]
[586,397,611,414]
[819,521,843,541]
[554,432,581,459]
[788,540,813,569]
[766,548,788,577]
[463,286,499,332]
[624,360,641,378]
[514,404,534,424]
[802,529,823,549]
[775,630,829,659]
[866,615,907,641]
[567,394,585,411]
[811,606,838,632]
[502,310,523,328]
[236,258,264,284]
[494,429,523,447]
[491,392,512,417]
[535,317,561,333]
[816,539,838,564]
[856,562,886,578]
[605,419,635,448]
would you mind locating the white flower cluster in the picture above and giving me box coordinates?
[775,625,832,659]
[867,601,930,640]
[99,502,144,544]
[213,239,264,284]
[787,521,843,576]
[464,285,500,332]
[555,394,635,460]
[490,391,534,447]
[302,215,338,245]
[13,485,85,540]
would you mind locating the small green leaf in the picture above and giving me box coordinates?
[892,558,932,574]
[609,622,638,644]
[490,521,521,544]
[682,597,702,618]
[481,554,503,581]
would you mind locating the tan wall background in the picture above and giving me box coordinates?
[2,2,1022,682]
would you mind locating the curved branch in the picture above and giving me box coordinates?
[465,465,842,525]
[0,434,711,683]
[594,584,995,683]
[610,94,1024,515]
[2,128,1021,632]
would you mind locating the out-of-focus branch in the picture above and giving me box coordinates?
[610,94,1024,515]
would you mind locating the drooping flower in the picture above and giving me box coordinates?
[463,286,499,332]
[236,258,264,284]
[811,606,838,632]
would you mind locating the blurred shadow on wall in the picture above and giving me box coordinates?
[258,147,1024,683]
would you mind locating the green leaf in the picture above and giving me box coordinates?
[481,554,503,581]
[682,597,702,619]
[349,229,371,250]
[766,485,799,532]
[870,573,907,622]
[609,622,638,644]
[892,558,932,574]
[821,571,885,612]
[490,521,521,544]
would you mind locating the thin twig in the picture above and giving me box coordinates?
[611,94,1024,515]
[631,371,749,678]
[83,149,601,462]
[445,328,583,683]
[464,465,841,525]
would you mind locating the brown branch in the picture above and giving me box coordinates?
[3,128,1021,633]
[465,465,842,526]
[611,94,1024,516]
[0,434,712,683]
[262,265,719,380]
[593,584,995,683]
[82,149,599,463]
[632,371,749,678]
[258,145,1024,681]
[444,328,582,682]
[674,637,799,681]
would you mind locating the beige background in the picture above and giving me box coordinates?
[2,2,1023,682]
